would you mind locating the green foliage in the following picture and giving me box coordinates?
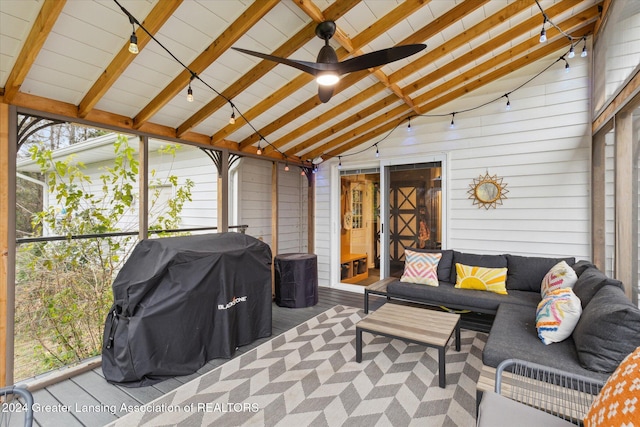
[16,136,194,375]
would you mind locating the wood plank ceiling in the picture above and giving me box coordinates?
[0,0,603,166]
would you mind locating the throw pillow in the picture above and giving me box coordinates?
[400,250,441,286]
[540,260,578,298]
[572,285,640,373]
[535,288,582,345]
[583,345,640,427]
[405,248,453,282]
[454,263,508,295]
[449,252,507,283]
[506,254,575,292]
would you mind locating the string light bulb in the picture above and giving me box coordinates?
[539,20,547,43]
[505,95,511,111]
[407,117,412,132]
[375,145,380,158]
[450,113,456,128]
[229,110,236,125]
[128,16,138,54]
[301,169,306,176]
[581,37,588,57]
[338,157,342,170]
[563,57,570,73]
[568,45,575,59]
[284,163,289,172]
[186,84,193,102]
[256,139,262,156]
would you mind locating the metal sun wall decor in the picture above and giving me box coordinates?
[468,172,509,209]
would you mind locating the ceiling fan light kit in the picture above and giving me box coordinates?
[233,20,426,103]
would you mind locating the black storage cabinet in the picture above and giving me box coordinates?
[274,253,318,308]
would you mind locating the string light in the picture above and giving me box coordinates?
[338,157,342,170]
[505,94,511,111]
[284,163,289,172]
[128,16,138,54]
[301,169,306,176]
[450,113,455,128]
[539,19,547,43]
[186,84,193,102]
[562,57,570,73]
[581,37,588,57]
[568,45,575,59]
[256,139,262,155]
[229,104,236,125]
[407,117,412,132]
[375,145,379,158]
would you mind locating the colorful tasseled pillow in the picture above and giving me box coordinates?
[535,288,582,345]
[454,263,508,295]
[400,250,441,287]
[584,345,640,427]
[540,260,578,297]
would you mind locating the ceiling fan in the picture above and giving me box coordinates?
[233,21,427,103]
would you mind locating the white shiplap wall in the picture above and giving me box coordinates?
[237,157,273,246]
[315,51,593,287]
[277,167,309,254]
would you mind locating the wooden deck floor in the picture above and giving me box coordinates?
[26,286,492,427]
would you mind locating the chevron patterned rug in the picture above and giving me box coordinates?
[108,305,487,427]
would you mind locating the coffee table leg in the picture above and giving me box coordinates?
[455,321,461,352]
[356,327,363,362]
[438,346,446,388]
[364,290,369,314]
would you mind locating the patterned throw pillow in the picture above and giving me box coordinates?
[454,263,508,295]
[400,250,441,286]
[541,260,578,297]
[536,288,582,345]
[584,345,640,427]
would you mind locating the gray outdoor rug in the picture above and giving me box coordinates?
[108,305,487,427]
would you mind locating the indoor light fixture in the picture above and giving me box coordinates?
[128,16,138,54]
[316,72,340,86]
[186,84,193,102]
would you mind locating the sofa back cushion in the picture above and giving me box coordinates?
[572,285,640,373]
[506,255,575,292]
[449,252,507,284]
[407,248,453,282]
[571,259,596,277]
[572,266,624,309]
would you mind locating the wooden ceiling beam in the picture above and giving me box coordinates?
[238,0,484,152]
[78,0,183,119]
[131,0,278,128]
[2,0,66,102]
[316,22,596,160]
[176,0,361,138]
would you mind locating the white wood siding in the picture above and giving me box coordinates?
[277,167,308,254]
[237,157,273,247]
[315,52,593,286]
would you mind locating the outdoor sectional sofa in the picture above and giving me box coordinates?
[371,249,640,382]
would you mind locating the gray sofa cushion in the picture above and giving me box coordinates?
[483,303,609,382]
[572,285,640,373]
[571,267,624,309]
[571,260,596,277]
[386,280,540,314]
[449,252,507,283]
[405,248,453,282]
[506,255,575,292]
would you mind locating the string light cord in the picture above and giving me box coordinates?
[331,52,568,161]
[113,0,293,163]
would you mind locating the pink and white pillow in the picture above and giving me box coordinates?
[540,260,578,298]
[536,288,582,345]
[400,250,441,287]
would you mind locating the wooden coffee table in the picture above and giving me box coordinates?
[355,303,460,388]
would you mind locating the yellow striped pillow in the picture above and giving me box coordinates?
[454,263,508,295]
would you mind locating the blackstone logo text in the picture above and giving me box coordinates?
[218,296,248,310]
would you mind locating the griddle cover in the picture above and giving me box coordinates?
[102,233,272,387]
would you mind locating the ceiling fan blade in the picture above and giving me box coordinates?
[232,47,333,76]
[337,44,426,74]
[318,85,334,103]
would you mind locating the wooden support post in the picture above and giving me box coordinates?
[614,110,635,300]
[0,103,17,386]
[138,136,149,240]
[218,149,229,233]
[591,123,610,271]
